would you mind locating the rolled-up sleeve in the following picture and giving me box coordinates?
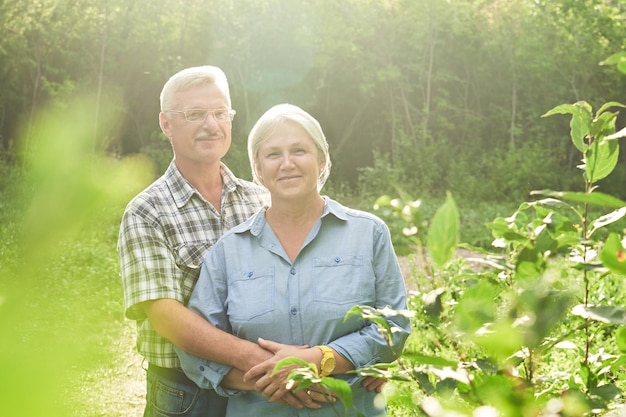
[175,244,241,396]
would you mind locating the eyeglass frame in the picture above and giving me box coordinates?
[165,108,237,123]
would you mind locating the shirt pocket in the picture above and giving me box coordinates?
[173,243,211,302]
[312,255,368,305]
[227,267,275,321]
[174,243,211,270]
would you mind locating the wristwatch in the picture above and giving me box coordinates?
[315,345,336,377]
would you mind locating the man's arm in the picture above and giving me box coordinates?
[146,299,321,409]
[143,298,270,371]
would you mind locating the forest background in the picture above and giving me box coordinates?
[2,0,626,416]
[2,0,626,203]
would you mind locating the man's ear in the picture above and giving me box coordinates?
[159,112,172,140]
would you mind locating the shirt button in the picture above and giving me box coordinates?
[199,365,205,371]
[247,271,253,278]
[334,256,341,263]
[290,307,298,315]
[290,268,296,275]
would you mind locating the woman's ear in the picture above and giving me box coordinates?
[319,157,326,173]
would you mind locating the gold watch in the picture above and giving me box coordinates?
[315,345,336,377]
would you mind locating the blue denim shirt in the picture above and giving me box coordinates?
[177,197,410,416]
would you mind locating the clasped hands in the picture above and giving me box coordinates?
[242,338,386,410]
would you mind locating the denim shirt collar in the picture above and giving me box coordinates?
[244,196,348,238]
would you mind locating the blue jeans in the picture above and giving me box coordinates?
[144,364,228,417]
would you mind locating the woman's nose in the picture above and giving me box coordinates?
[280,154,295,168]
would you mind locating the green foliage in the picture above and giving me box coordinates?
[0,97,154,417]
[280,95,626,416]
[4,0,626,202]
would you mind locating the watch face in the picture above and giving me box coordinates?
[318,346,336,376]
[322,355,335,374]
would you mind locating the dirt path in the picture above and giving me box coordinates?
[79,320,145,417]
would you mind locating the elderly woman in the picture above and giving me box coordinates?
[177,104,410,416]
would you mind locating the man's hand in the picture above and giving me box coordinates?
[244,339,314,400]
[361,376,387,393]
[244,338,324,409]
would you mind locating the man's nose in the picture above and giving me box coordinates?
[202,112,219,127]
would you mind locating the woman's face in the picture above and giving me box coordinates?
[255,121,324,202]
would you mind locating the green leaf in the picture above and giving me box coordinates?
[589,207,626,237]
[595,101,626,117]
[600,233,626,275]
[572,304,626,325]
[617,327,626,354]
[525,289,573,347]
[373,195,393,209]
[320,376,353,412]
[600,52,626,66]
[542,103,579,118]
[454,279,498,332]
[515,247,545,279]
[274,357,311,372]
[423,288,444,321]
[589,110,617,139]
[590,383,620,402]
[606,126,626,140]
[427,191,459,268]
[530,190,626,208]
[585,136,619,183]
[401,353,458,367]
[542,102,592,152]
[472,320,524,361]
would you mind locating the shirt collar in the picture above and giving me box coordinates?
[321,196,349,221]
[246,196,348,237]
[165,160,241,209]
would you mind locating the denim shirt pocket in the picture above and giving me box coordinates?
[312,255,368,305]
[227,267,275,321]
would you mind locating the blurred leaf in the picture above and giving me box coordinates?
[617,327,626,354]
[427,192,459,268]
[454,279,498,332]
[472,321,524,362]
[590,383,620,402]
[600,233,626,275]
[524,289,573,347]
[423,287,445,322]
[321,377,353,413]
[515,247,545,280]
[402,353,458,368]
[530,190,626,208]
[600,52,626,67]
[571,304,626,325]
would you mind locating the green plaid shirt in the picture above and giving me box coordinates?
[118,161,268,368]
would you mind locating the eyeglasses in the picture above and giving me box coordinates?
[166,108,236,123]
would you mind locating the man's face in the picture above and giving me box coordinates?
[159,83,232,170]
